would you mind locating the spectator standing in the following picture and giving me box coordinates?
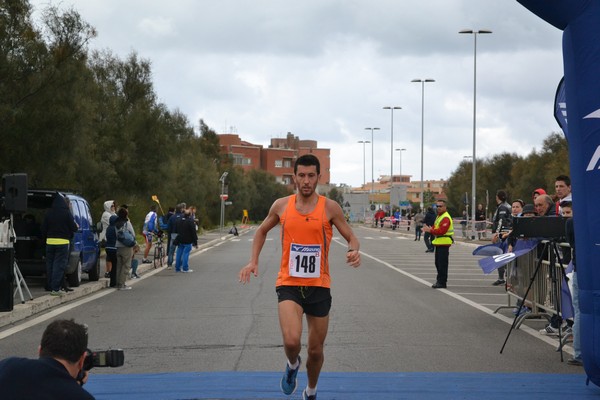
[167,203,185,269]
[565,206,582,366]
[41,193,78,296]
[105,215,118,287]
[460,210,468,239]
[554,175,572,215]
[534,194,555,217]
[0,319,95,399]
[175,206,198,273]
[163,207,175,255]
[532,188,546,201]
[115,207,136,290]
[491,190,513,286]
[422,200,454,288]
[414,209,425,241]
[534,193,563,335]
[374,208,385,228]
[99,200,116,278]
[423,207,436,253]
[142,205,158,263]
[475,203,486,240]
[393,209,401,230]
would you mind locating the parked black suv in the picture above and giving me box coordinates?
[10,190,101,287]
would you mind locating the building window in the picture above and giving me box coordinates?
[283,158,292,168]
[232,154,252,166]
[275,160,283,168]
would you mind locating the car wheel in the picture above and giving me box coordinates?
[88,253,100,281]
[67,258,82,287]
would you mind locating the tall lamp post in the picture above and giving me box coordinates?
[357,140,371,188]
[383,106,402,215]
[219,171,229,235]
[411,79,435,211]
[364,127,380,194]
[358,140,371,221]
[460,29,492,239]
[396,148,406,178]
[396,148,406,210]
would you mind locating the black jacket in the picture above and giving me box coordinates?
[492,202,512,234]
[167,212,184,235]
[424,209,436,226]
[40,194,78,241]
[0,357,95,399]
[175,214,198,246]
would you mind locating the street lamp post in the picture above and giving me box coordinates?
[383,106,402,215]
[460,29,492,239]
[219,171,229,235]
[358,140,371,222]
[411,79,435,211]
[364,127,380,194]
[396,148,406,177]
[357,140,371,188]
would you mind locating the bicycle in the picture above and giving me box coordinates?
[153,230,165,268]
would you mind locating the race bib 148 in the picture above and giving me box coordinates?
[289,243,321,278]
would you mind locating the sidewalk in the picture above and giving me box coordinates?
[0,228,248,329]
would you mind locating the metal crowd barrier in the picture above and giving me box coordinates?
[454,218,490,240]
[495,240,572,346]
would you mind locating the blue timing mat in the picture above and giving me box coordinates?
[85,371,598,399]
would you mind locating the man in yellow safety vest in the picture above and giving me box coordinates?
[422,199,454,289]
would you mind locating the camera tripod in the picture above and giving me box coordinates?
[500,239,570,360]
[13,258,33,303]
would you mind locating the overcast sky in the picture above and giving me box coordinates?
[31,0,564,187]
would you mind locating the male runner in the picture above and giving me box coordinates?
[239,154,361,400]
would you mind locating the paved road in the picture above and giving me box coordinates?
[0,224,581,378]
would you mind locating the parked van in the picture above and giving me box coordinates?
[11,190,101,287]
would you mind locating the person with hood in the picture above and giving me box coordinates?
[105,214,119,287]
[115,207,136,290]
[532,188,546,201]
[41,193,79,296]
[99,200,116,278]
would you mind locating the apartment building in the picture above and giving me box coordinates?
[218,132,330,186]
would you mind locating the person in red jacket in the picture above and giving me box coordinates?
[374,208,385,228]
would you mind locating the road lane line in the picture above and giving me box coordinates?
[331,238,574,354]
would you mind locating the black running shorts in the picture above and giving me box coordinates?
[276,286,332,317]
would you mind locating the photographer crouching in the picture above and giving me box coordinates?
[0,319,97,399]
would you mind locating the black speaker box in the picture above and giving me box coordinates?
[2,173,28,213]
[0,248,14,312]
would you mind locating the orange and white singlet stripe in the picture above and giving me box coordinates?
[276,194,333,288]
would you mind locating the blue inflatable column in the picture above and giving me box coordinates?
[518,0,600,387]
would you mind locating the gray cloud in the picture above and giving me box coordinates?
[31,0,565,186]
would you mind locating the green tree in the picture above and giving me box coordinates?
[327,187,344,206]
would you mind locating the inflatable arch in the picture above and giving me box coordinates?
[517,0,600,387]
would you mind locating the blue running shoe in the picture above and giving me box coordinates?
[302,388,317,400]
[280,356,301,395]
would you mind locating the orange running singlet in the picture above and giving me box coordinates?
[276,195,333,288]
